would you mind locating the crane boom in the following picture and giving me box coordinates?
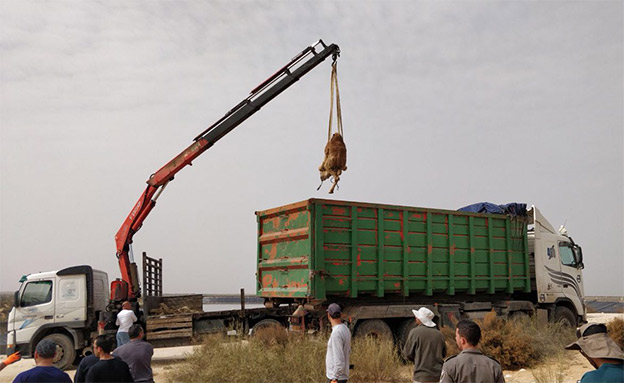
[114,40,340,301]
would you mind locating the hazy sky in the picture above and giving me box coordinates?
[1,1,622,297]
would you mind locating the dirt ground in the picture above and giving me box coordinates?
[1,313,621,383]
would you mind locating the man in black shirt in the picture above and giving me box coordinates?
[86,335,134,382]
[74,353,98,383]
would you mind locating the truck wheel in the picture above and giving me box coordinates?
[396,319,417,349]
[509,311,530,323]
[554,306,577,327]
[40,333,75,370]
[354,319,393,341]
[250,319,284,336]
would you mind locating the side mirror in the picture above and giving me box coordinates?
[574,245,583,269]
[14,290,20,308]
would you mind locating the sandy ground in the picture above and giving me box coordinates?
[1,313,621,383]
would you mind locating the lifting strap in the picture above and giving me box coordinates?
[317,60,347,194]
[328,61,344,140]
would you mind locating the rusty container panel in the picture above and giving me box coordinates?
[256,199,530,302]
[256,201,313,299]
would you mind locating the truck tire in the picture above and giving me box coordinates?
[40,333,75,371]
[250,318,284,336]
[354,319,393,341]
[554,306,577,327]
[396,318,417,349]
[509,311,531,323]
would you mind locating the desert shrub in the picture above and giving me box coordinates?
[165,330,406,383]
[479,311,536,370]
[440,325,460,356]
[607,317,624,349]
[529,318,576,359]
[440,311,576,370]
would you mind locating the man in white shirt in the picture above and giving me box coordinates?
[116,301,137,347]
[325,303,351,383]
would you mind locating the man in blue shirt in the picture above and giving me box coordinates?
[565,322,624,383]
[13,339,72,383]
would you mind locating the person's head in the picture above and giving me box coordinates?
[34,339,57,365]
[565,322,624,369]
[129,324,144,340]
[455,320,481,350]
[412,307,436,328]
[327,303,342,323]
[93,335,115,357]
[122,301,132,310]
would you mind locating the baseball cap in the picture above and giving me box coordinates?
[412,307,436,327]
[327,303,342,316]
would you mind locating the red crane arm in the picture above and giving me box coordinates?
[113,40,340,301]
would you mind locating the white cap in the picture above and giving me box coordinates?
[412,307,436,327]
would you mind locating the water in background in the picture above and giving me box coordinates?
[203,303,264,312]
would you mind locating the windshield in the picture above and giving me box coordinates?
[20,280,53,307]
[559,242,576,267]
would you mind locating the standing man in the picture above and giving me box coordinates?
[12,339,72,383]
[85,335,134,382]
[116,301,137,347]
[440,319,504,383]
[113,324,155,383]
[565,322,624,382]
[74,340,99,383]
[325,303,351,383]
[402,307,446,383]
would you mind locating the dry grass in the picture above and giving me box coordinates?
[349,337,404,383]
[531,353,566,383]
[165,312,589,381]
[441,311,576,370]
[165,327,406,383]
[607,317,624,349]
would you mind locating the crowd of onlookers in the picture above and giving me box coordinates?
[0,300,152,383]
[1,322,153,383]
[323,304,623,383]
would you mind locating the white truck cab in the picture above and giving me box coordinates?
[529,206,586,325]
[6,265,108,370]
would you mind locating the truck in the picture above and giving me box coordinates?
[5,198,587,369]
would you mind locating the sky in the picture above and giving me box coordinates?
[1,1,622,297]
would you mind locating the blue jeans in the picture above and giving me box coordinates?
[116,331,130,347]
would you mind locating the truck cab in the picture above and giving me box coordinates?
[529,207,586,326]
[6,265,108,370]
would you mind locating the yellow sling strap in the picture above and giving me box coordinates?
[328,61,344,140]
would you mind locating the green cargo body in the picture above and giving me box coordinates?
[256,199,531,302]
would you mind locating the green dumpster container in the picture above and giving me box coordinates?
[256,199,530,303]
